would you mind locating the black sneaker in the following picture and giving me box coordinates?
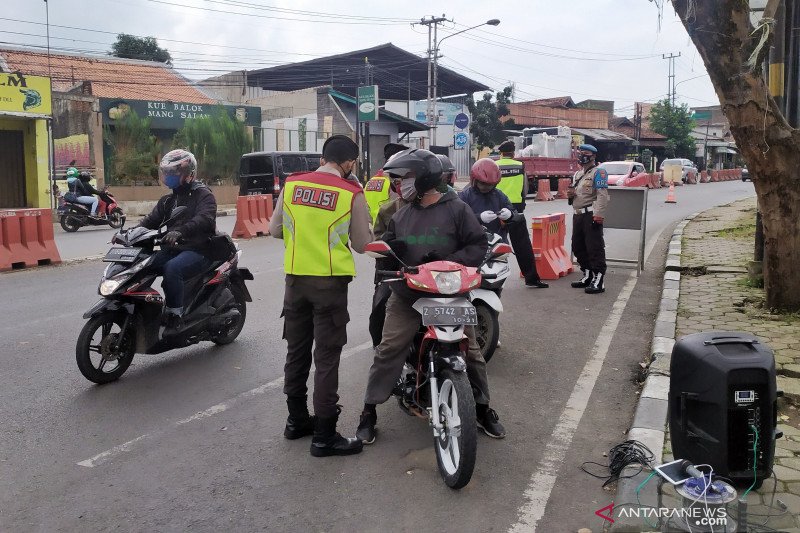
[476,407,506,439]
[356,411,377,444]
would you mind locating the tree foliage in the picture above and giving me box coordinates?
[111,34,172,64]
[649,99,696,158]
[467,86,515,151]
[103,110,160,184]
[173,109,253,183]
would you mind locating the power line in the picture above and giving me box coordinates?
[146,0,413,25]
[196,0,415,22]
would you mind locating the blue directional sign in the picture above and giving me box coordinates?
[454,113,469,130]
[454,132,469,149]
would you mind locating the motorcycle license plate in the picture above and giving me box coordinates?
[103,247,142,263]
[421,304,477,326]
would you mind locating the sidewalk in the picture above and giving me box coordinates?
[613,197,800,532]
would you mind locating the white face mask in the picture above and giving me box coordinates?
[400,178,417,201]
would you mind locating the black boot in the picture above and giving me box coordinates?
[585,271,605,294]
[310,408,363,457]
[571,269,591,288]
[284,396,315,440]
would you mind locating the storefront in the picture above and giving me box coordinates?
[0,73,52,209]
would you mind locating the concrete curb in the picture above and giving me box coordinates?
[610,212,701,532]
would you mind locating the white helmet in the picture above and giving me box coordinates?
[159,149,197,189]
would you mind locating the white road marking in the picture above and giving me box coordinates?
[76,434,150,468]
[509,272,639,533]
[76,340,372,468]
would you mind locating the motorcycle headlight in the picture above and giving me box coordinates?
[433,271,462,295]
[99,275,129,296]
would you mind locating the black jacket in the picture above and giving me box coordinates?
[140,181,217,252]
[384,189,486,267]
[74,178,100,197]
[383,190,487,300]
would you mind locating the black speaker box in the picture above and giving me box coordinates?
[669,332,779,487]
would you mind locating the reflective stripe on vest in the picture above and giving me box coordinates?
[364,175,391,223]
[282,172,363,276]
[496,157,525,203]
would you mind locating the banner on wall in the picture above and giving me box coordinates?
[0,73,52,117]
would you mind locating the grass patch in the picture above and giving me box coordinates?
[736,276,764,289]
[677,307,692,318]
[713,210,756,240]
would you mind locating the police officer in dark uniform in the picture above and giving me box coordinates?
[568,144,609,294]
[495,140,547,288]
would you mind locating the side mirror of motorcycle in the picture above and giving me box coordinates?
[365,241,392,259]
[161,206,189,228]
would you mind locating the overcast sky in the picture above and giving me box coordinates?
[3,0,720,116]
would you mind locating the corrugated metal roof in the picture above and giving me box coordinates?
[246,43,489,101]
[0,47,216,104]
[571,128,634,143]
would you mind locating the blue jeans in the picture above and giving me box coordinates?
[76,195,98,215]
[149,250,212,310]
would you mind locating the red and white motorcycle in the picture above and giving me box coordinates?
[366,239,512,489]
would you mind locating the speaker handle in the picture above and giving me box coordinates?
[680,392,688,432]
[703,337,759,346]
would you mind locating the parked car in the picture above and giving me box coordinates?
[659,158,698,184]
[238,151,322,200]
[598,161,648,187]
[742,166,750,181]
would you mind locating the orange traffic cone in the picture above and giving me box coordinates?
[665,182,677,203]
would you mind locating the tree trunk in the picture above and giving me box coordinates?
[673,0,800,310]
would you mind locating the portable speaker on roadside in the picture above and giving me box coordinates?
[668,332,781,487]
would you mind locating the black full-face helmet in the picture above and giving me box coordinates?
[382,148,444,195]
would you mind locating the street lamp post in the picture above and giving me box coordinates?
[431,19,500,145]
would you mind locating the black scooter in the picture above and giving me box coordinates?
[76,207,253,384]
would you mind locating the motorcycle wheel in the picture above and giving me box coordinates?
[60,214,82,232]
[475,303,500,362]
[434,369,477,490]
[108,207,125,229]
[211,287,247,345]
[76,312,135,384]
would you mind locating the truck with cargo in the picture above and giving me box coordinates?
[493,128,579,195]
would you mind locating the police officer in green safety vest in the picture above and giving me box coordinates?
[269,135,373,458]
[363,142,407,222]
[496,139,528,212]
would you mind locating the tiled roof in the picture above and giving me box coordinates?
[0,47,216,104]
[610,124,667,141]
[522,96,575,108]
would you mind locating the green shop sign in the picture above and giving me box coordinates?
[100,98,261,129]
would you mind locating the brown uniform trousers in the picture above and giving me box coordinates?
[282,275,351,419]
[364,291,491,406]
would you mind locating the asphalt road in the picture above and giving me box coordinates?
[2,181,754,532]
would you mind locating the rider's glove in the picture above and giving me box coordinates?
[480,210,498,223]
[498,208,513,221]
[163,230,182,247]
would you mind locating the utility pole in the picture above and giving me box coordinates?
[662,52,680,106]
[363,57,372,182]
[418,15,449,148]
